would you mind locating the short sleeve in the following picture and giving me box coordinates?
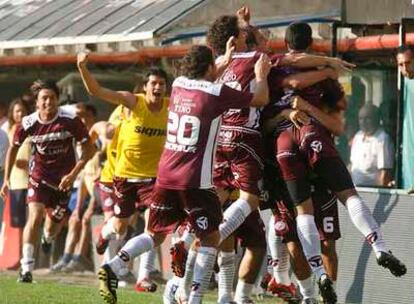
[217,84,253,112]
[70,117,89,143]
[13,124,29,147]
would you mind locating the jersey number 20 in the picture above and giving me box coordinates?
[167,112,201,146]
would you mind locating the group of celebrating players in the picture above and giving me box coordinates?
[0,6,407,304]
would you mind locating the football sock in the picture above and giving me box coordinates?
[296,214,326,279]
[101,217,116,240]
[137,248,156,281]
[179,248,197,299]
[181,229,196,250]
[297,276,315,299]
[188,246,217,304]
[346,195,386,258]
[234,280,254,303]
[21,243,35,274]
[219,198,252,243]
[218,251,236,303]
[107,233,154,276]
[268,215,291,285]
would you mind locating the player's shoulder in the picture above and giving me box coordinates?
[173,76,223,96]
[21,112,38,130]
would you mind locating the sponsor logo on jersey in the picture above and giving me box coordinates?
[310,140,323,153]
[134,125,166,137]
[196,216,209,230]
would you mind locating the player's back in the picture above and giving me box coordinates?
[157,76,253,190]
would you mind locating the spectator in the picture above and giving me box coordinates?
[0,126,8,231]
[0,101,8,132]
[350,104,394,187]
[7,99,31,234]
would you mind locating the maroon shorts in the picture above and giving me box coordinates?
[273,186,341,242]
[148,186,222,239]
[27,177,70,223]
[213,128,264,196]
[276,123,339,182]
[97,181,115,213]
[313,186,341,241]
[113,177,155,218]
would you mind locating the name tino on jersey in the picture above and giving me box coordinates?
[134,125,166,137]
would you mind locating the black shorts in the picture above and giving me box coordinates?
[9,189,27,228]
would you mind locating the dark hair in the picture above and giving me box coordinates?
[30,79,60,99]
[207,15,239,56]
[285,22,313,51]
[180,45,214,79]
[85,104,97,118]
[144,67,168,85]
[8,97,29,128]
[396,44,414,55]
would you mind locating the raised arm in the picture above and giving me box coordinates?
[77,51,137,109]
[282,68,337,90]
[250,54,272,106]
[280,53,355,72]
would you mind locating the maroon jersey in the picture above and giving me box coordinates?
[156,76,253,190]
[13,108,89,186]
[217,51,263,130]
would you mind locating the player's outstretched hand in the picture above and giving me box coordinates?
[327,57,356,72]
[237,6,250,26]
[254,54,272,81]
[77,50,90,67]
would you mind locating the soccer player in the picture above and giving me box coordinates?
[0,79,94,283]
[274,22,406,301]
[77,51,168,293]
[97,45,271,304]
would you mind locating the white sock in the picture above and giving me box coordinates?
[346,195,386,258]
[101,217,116,240]
[219,199,252,243]
[234,280,254,303]
[179,248,197,299]
[103,238,122,264]
[218,251,236,303]
[137,248,156,281]
[107,233,154,276]
[297,276,315,299]
[296,214,326,279]
[21,243,35,274]
[164,276,181,304]
[43,228,54,243]
[180,229,196,250]
[268,215,291,285]
[188,246,217,304]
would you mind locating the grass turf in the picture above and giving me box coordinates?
[0,271,282,304]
